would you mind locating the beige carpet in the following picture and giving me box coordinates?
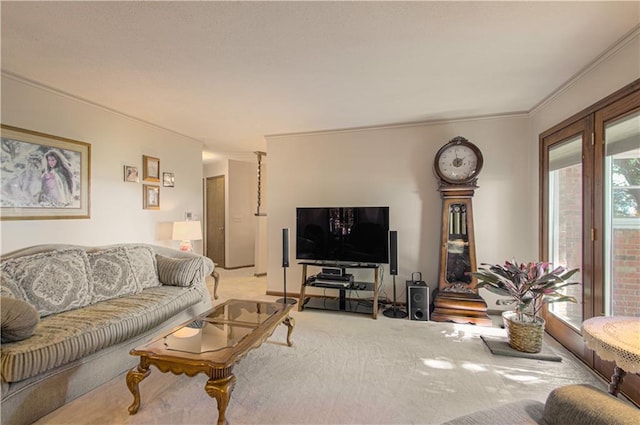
[34,267,610,425]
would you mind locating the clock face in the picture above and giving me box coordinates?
[435,139,483,184]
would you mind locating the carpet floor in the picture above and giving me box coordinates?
[34,267,609,425]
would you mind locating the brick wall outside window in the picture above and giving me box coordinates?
[612,228,640,315]
[555,166,639,316]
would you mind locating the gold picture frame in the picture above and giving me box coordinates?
[142,155,160,182]
[143,184,160,210]
[1,124,91,220]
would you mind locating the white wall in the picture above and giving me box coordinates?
[227,159,256,268]
[266,115,531,305]
[1,75,205,254]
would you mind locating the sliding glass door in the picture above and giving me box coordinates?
[540,83,639,404]
[541,118,593,356]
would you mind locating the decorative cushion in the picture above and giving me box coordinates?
[1,273,28,300]
[0,296,40,343]
[125,246,160,290]
[88,247,140,303]
[0,248,92,317]
[156,254,203,287]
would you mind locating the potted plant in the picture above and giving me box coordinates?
[472,261,579,353]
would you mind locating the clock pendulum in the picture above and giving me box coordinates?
[431,136,492,326]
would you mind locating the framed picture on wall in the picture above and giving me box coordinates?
[143,185,160,210]
[124,165,139,182]
[162,172,174,187]
[0,124,91,220]
[142,155,160,182]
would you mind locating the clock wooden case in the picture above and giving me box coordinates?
[432,136,492,326]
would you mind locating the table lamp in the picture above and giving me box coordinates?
[172,220,202,252]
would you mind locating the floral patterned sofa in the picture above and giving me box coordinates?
[0,243,214,425]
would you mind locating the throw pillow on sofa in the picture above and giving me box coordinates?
[0,296,39,343]
[89,246,141,303]
[156,254,204,287]
[125,245,161,290]
[0,248,92,317]
[1,273,28,300]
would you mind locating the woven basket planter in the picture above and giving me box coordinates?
[502,311,545,353]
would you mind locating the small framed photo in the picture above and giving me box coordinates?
[124,165,139,182]
[142,155,160,182]
[143,185,160,210]
[163,172,175,187]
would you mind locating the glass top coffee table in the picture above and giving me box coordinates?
[126,299,295,425]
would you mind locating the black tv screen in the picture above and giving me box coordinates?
[296,207,390,264]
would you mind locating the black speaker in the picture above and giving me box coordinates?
[406,281,429,321]
[282,228,289,268]
[389,230,398,276]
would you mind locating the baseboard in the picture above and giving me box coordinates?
[266,290,300,298]
[222,264,255,270]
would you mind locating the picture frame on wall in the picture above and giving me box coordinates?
[124,165,139,182]
[142,155,160,182]
[162,172,174,187]
[143,184,160,210]
[0,124,91,220]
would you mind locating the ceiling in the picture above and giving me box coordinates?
[2,1,639,161]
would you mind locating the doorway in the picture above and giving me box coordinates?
[206,175,225,268]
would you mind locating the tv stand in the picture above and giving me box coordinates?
[297,261,380,319]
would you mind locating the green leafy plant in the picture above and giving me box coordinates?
[472,261,579,323]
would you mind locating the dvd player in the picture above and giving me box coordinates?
[311,279,351,288]
[316,273,353,282]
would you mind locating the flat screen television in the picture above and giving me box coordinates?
[296,206,390,264]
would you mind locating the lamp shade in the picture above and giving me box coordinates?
[172,221,202,241]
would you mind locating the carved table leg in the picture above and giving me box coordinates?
[283,316,295,347]
[205,374,237,425]
[608,366,626,397]
[212,270,220,300]
[126,363,151,414]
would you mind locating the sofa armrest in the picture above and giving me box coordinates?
[440,399,545,425]
[542,384,640,425]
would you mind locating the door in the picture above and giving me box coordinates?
[541,118,591,357]
[206,175,225,268]
[593,94,640,403]
[541,85,640,404]
[596,95,640,318]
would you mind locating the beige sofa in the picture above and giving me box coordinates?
[0,243,214,425]
[441,384,640,425]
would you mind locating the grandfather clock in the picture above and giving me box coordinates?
[431,136,492,326]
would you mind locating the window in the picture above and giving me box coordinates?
[603,111,640,316]
[547,135,583,329]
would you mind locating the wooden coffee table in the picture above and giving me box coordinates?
[126,299,294,425]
